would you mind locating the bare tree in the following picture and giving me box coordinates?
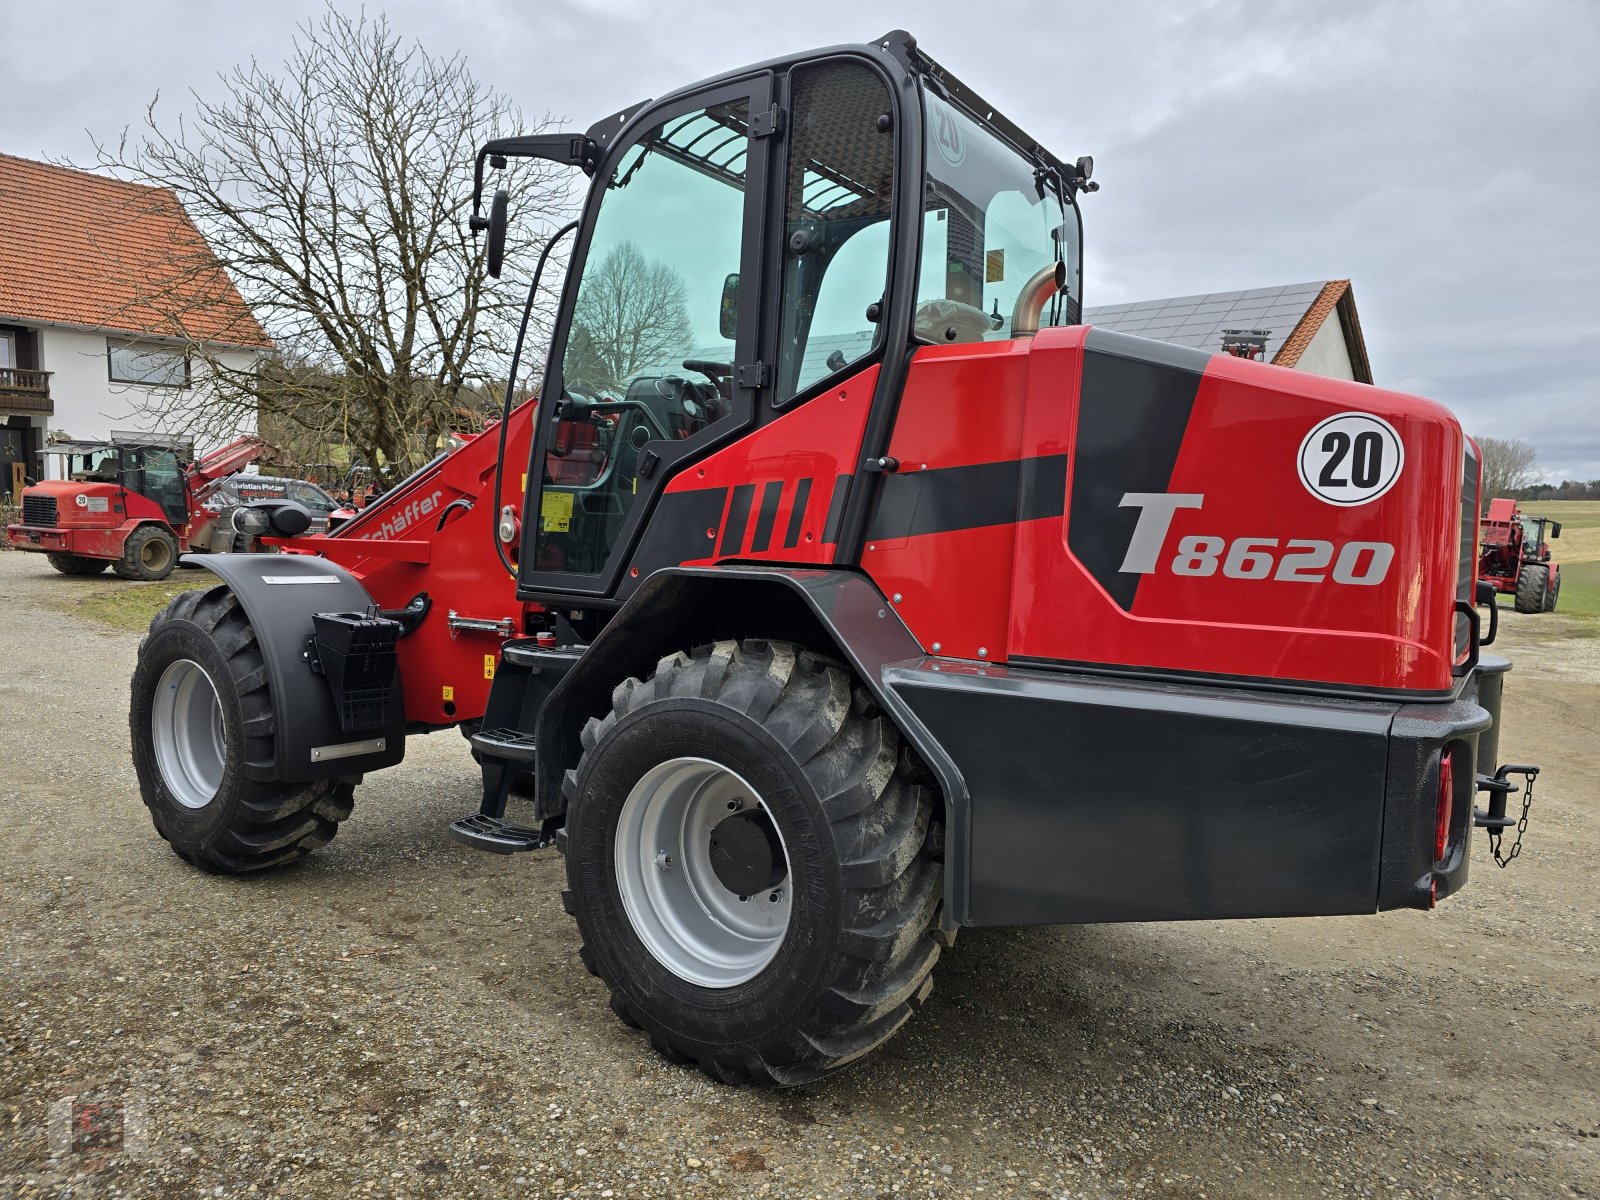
[565,242,691,395]
[1476,436,1540,509]
[94,5,572,474]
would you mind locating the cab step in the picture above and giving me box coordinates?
[449,813,559,854]
[470,727,538,763]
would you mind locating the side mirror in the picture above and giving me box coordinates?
[1550,522,1562,539]
[487,189,510,279]
[719,273,739,340]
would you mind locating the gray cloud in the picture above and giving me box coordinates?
[4,0,1596,477]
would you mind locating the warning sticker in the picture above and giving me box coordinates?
[441,685,455,702]
[483,655,496,680]
[541,490,573,533]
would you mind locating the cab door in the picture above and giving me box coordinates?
[516,77,774,599]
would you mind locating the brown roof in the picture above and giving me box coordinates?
[0,153,270,348]
[1271,279,1372,383]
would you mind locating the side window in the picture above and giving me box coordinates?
[142,448,185,513]
[289,481,332,511]
[775,62,896,399]
[538,99,753,576]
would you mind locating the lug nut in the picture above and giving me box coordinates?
[654,852,674,871]
[769,890,782,903]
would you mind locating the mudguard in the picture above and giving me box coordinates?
[181,553,406,781]
[529,566,973,922]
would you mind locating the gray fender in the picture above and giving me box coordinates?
[179,553,405,781]
[532,566,972,924]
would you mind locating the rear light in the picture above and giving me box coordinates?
[1434,753,1455,862]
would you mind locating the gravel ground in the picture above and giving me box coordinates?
[1,550,1596,1199]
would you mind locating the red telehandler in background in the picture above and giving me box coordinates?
[7,433,273,579]
[124,31,1539,1087]
[1478,497,1561,613]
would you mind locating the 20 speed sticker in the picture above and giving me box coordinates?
[1297,412,1404,506]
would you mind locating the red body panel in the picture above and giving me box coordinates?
[274,405,537,727]
[863,326,1468,694]
[667,365,879,567]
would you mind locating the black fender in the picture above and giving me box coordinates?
[179,553,406,782]
[532,566,972,924]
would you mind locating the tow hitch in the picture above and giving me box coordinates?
[1474,764,1538,867]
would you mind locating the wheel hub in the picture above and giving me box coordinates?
[613,757,792,988]
[151,659,226,810]
[708,809,786,896]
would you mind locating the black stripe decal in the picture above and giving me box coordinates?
[867,455,1068,541]
[749,480,783,553]
[783,476,813,548]
[822,474,851,544]
[1069,329,1206,610]
[718,483,756,555]
[621,486,729,592]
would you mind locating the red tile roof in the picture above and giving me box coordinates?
[0,153,270,348]
[1272,278,1372,383]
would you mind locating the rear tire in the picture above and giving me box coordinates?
[46,552,110,576]
[1514,564,1547,614]
[114,524,180,581]
[130,584,356,873]
[559,639,943,1086]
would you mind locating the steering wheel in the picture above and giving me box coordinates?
[682,359,733,402]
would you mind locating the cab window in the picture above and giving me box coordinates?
[774,61,896,399]
[538,98,754,576]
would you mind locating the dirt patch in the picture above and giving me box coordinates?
[0,550,1595,1199]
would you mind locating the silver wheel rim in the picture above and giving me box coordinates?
[142,537,171,572]
[614,757,792,988]
[152,659,226,809]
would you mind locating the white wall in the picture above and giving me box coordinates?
[1293,312,1357,381]
[36,324,258,467]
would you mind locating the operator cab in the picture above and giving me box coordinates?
[42,438,189,525]
[471,30,1094,606]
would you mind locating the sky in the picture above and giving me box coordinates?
[3,0,1597,480]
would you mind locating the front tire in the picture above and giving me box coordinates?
[560,639,942,1085]
[1543,570,1560,612]
[46,552,110,576]
[115,524,180,581]
[1514,564,1548,614]
[130,584,356,872]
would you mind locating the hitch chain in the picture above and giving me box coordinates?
[1488,773,1535,868]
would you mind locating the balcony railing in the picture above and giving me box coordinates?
[0,367,53,412]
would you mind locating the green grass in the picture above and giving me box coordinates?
[1554,558,1600,618]
[42,570,209,633]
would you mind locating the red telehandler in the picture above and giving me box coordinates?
[7,433,273,579]
[126,32,1538,1086]
[1478,497,1561,613]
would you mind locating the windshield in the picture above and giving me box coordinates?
[917,92,1080,342]
[62,447,120,482]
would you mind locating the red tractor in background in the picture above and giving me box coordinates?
[124,32,1540,1087]
[1479,497,1561,613]
[7,433,272,580]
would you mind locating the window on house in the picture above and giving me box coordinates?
[108,339,189,388]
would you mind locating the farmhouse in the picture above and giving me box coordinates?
[1085,280,1373,382]
[0,153,270,495]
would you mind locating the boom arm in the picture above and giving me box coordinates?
[191,435,274,483]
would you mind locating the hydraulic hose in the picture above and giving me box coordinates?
[491,219,579,578]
